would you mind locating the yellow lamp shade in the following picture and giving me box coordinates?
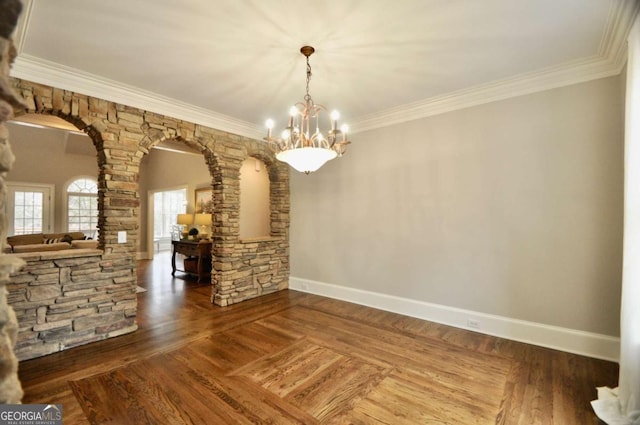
[194,213,212,226]
[177,214,194,225]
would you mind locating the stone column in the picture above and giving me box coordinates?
[0,0,26,403]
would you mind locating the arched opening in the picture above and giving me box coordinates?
[6,113,101,241]
[139,137,211,260]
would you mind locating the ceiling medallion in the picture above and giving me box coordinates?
[265,46,350,174]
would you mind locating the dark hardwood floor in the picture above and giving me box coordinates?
[18,251,618,424]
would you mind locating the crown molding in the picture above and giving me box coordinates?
[350,0,639,133]
[350,54,623,133]
[9,54,265,141]
[8,0,638,137]
[598,0,639,69]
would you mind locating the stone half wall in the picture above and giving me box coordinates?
[7,248,137,360]
[215,236,288,306]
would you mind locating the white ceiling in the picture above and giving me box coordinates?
[9,0,639,139]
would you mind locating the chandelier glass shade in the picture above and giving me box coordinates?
[265,46,350,174]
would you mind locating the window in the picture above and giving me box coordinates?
[12,190,44,234]
[153,188,187,240]
[6,183,53,235]
[67,178,98,238]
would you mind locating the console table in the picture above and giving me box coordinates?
[171,240,212,282]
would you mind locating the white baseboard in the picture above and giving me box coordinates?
[290,276,620,362]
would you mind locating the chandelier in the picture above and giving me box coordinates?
[265,46,350,174]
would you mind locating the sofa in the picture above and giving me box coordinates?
[6,232,98,253]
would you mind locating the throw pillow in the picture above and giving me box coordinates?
[44,238,60,244]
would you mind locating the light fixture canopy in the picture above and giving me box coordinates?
[265,46,350,174]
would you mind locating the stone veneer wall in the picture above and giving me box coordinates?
[9,76,289,313]
[7,249,136,360]
[210,140,290,306]
[217,236,287,304]
[0,0,25,402]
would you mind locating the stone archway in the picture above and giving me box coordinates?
[209,140,290,306]
[5,76,290,361]
[138,118,291,306]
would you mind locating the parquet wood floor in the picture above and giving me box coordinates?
[18,252,618,424]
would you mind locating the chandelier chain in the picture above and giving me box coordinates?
[305,55,312,102]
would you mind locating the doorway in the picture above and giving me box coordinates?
[148,186,187,259]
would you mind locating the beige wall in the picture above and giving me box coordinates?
[239,158,270,238]
[290,75,624,337]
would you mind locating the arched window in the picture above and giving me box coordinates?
[67,177,98,238]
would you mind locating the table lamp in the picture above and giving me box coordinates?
[177,213,194,239]
[194,213,212,240]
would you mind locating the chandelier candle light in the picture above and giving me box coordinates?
[265,46,350,174]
